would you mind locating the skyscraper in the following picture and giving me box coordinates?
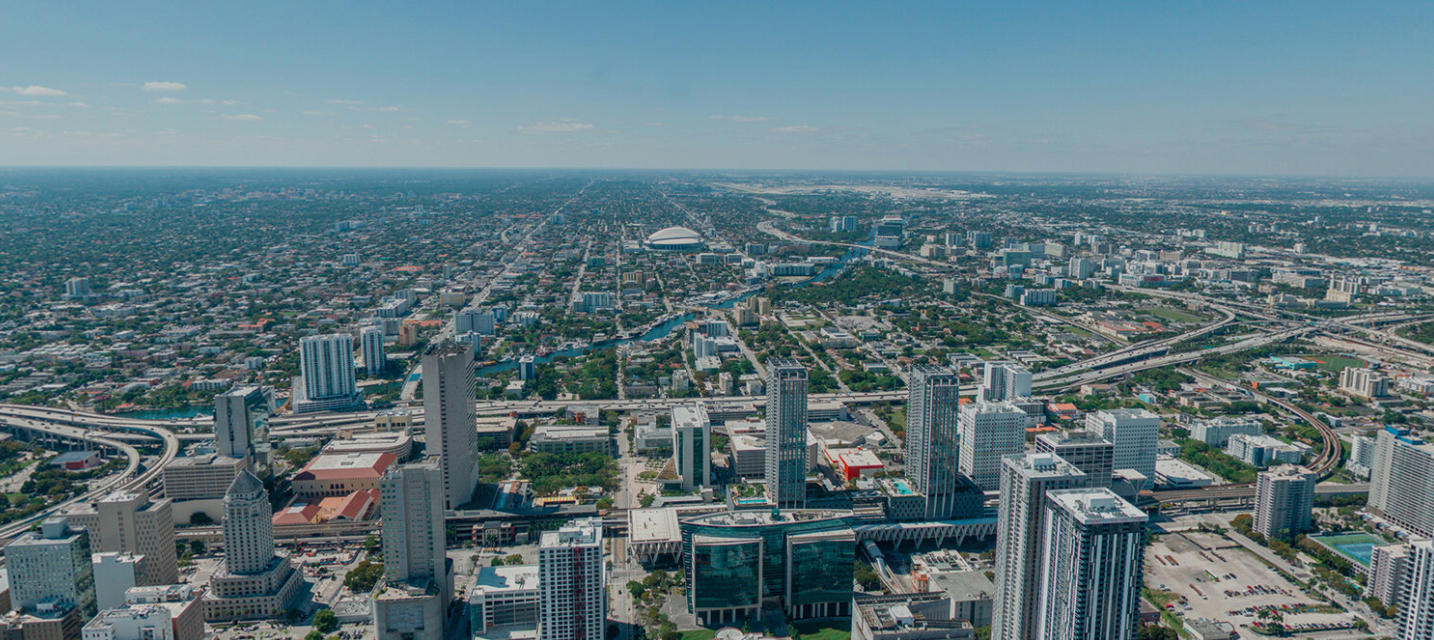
[1369,427,1434,537]
[959,400,1028,491]
[213,385,274,473]
[1034,431,1114,488]
[201,470,302,621]
[538,518,604,640]
[992,453,1088,640]
[373,458,450,640]
[765,358,809,510]
[1086,409,1160,480]
[906,364,964,519]
[1036,489,1147,640]
[981,362,1032,402]
[60,489,179,586]
[1399,540,1434,640]
[361,325,387,376]
[423,340,479,510]
[1254,465,1317,540]
[294,333,361,413]
[672,403,711,492]
[4,518,95,618]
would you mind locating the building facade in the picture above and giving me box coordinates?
[765,359,809,510]
[1035,489,1147,640]
[373,458,450,640]
[959,401,1027,491]
[4,518,96,618]
[1033,431,1114,489]
[201,471,302,621]
[538,519,605,640]
[423,340,479,510]
[672,404,711,492]
[991,454,1089,640]
[60,490,178,587]
[1086,409,1159,480]
[1254,465,1317,540]
[906,365,965,519]
[361,325,386,376]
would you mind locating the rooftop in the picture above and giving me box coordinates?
[1047,488,1147,525]
[684,508,853,528]
[295,452,396,480]
[473,565,540,593]
[628,508,682,544]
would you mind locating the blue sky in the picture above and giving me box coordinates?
[3,1,1432,176]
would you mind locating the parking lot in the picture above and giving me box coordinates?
[1145,532,1359,637]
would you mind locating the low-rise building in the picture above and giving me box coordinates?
[467,565,540,637]
[529,425,609,455]
[292,452,397,499]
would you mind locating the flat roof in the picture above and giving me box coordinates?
[628,508,682,544]
[1047,488,1146,525]
[473,565,539,593]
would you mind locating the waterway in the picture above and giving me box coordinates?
[475,238,871,377]
[115,406,213,421]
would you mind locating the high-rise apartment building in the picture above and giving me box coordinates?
[992,453,1088,640]
[65,277,92,299]
[60,490,178,586]
[1340,366,1390,398]
[213,385,274,473]
[906,365,964,519]
[538,518,605,640]
[373,458,450,640]
[361,325,387,376]
[981,362,1032,402]
[1400,540,1434,640]
[1086,409,1159,480]
[201,471,302,621]
[765,359,809,510]
[294,334,361,413]
[959,401,1028,491]
[1034,431,1114,488]
[1035,489,1147,640]
[1369,427,1434,537]
[1254,465,1317,540]
[423,340,479,510]
[672,404,711,492]
[4,518,96,618]
[1368,543,1412,609]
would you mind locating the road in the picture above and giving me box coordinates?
[0,405,181,541]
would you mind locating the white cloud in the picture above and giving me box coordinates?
[302,110,336,117]
[197,98,243,106]
[446,119,471,127]
[711,115,774,122]
[645,122,665,127]
[221,114,263,121]
[518,121,596,134]
[69,102,91,108]
[377,106,401,112]
[769,125,822,135]
[140,81,186,92]
[154,97,184,105]
[142,81,187,92]
[12,86,67,97]
[327,99,362,105]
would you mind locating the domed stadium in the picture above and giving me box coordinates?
[645,226,704,251]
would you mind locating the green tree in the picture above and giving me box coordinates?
[312,609,339,633]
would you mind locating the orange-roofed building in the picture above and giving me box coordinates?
[272,502,322,526]
[292,452,396,499]
[1047,402,1079,420]
[318,489,378,522]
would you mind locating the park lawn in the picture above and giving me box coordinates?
[678,631,717,640]
[791,621,851,640]
[1139,306,1205,323]
[1297,354,1367,373]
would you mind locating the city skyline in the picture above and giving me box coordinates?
[4,1,1434,177]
